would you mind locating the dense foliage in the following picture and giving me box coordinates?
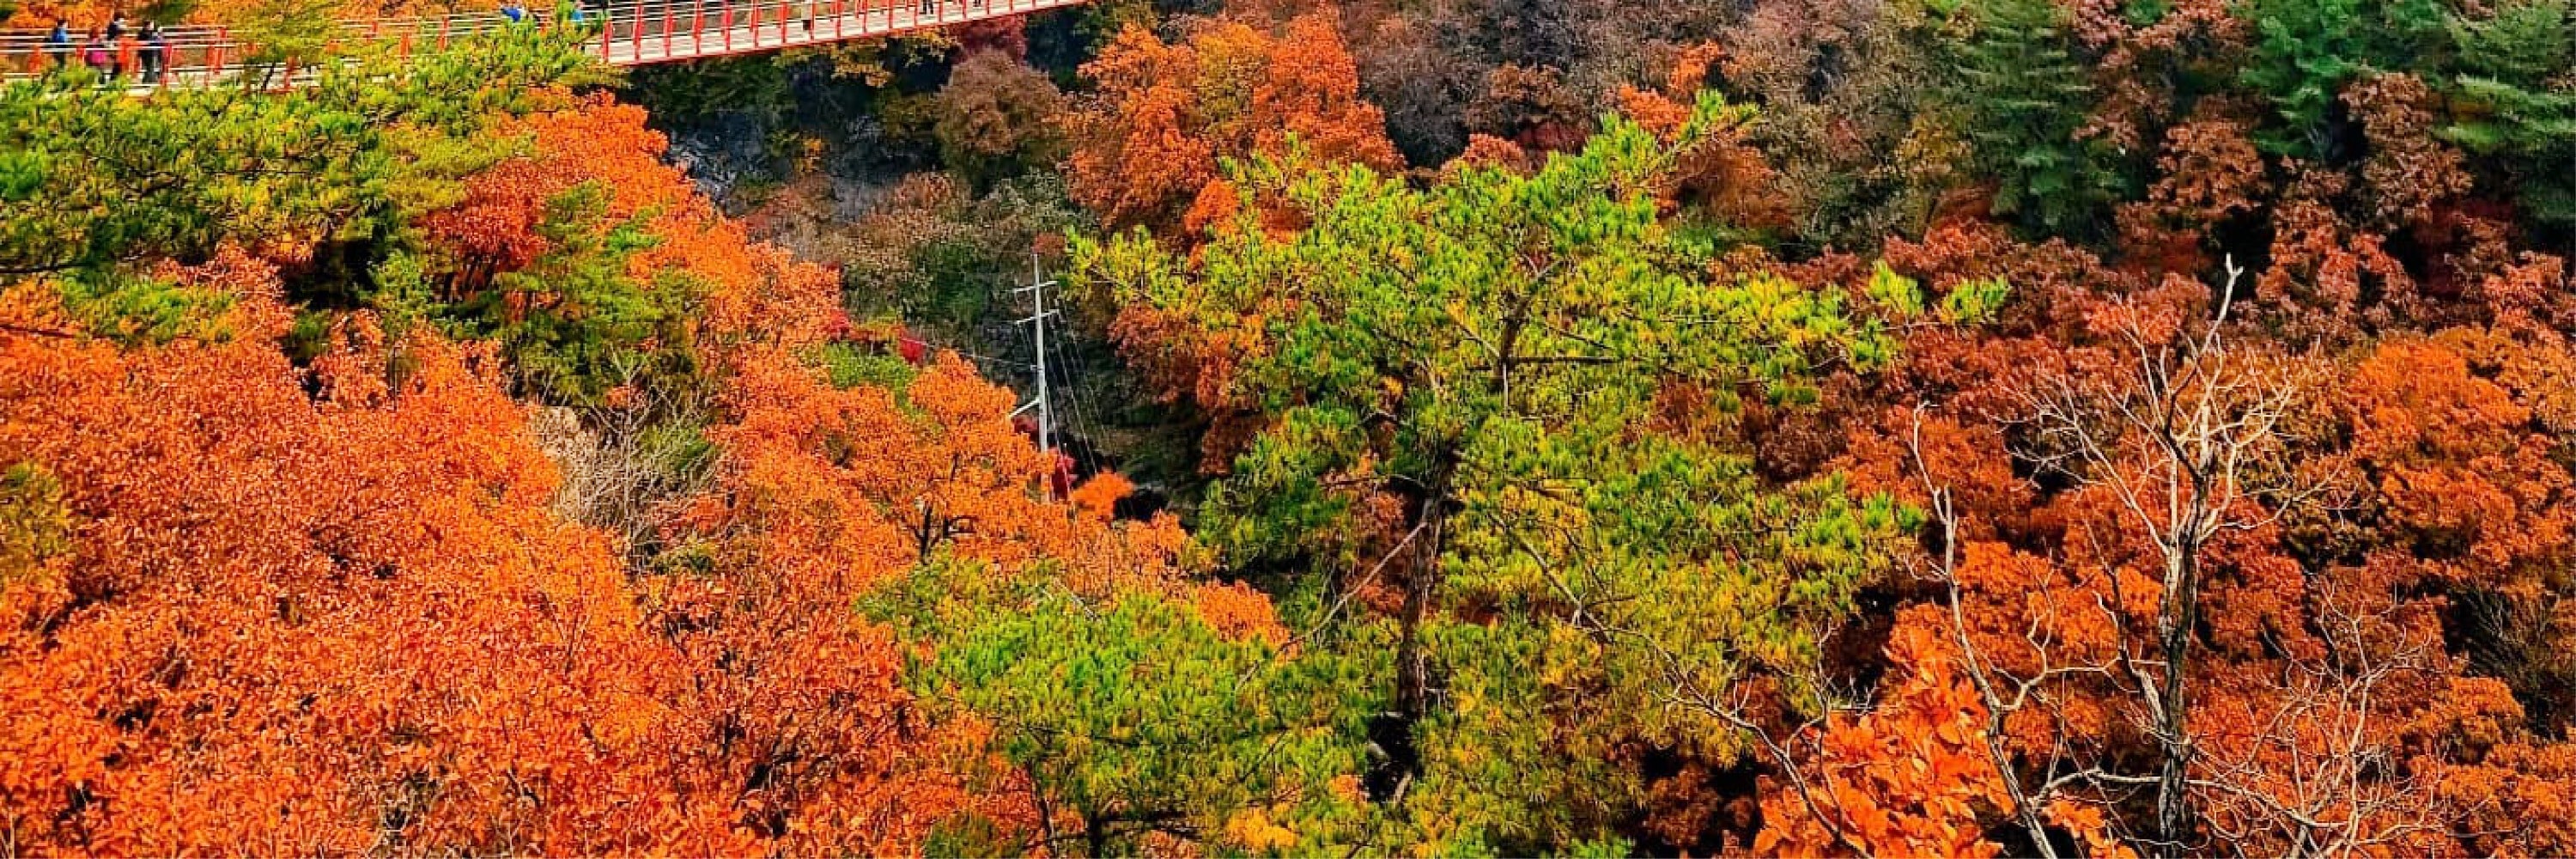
[6,0,2576,852]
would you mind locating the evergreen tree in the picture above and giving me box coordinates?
[2443,0,2576,228]
[446,183,703,405]
[1947,0,2128,236]
[867,559,1383,856]
[0,29,600,277]
[1071,95,1963,852]
[2238,0,2449,158]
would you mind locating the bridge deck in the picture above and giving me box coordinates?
[3,0,1080,87]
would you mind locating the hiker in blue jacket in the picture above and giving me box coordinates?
[44,19,73,70]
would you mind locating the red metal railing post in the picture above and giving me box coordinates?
[210,28,228,82]
[720,6,731,52]
[691,2,705,54]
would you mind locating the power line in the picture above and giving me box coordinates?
[901,338,1017,369]
[1048,313,1106,477]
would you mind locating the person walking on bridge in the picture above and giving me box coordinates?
[104,15,131,79]
[100,12,130,81]
[80,28,112,81]
[44,19,73,70]
[137,21,166,84]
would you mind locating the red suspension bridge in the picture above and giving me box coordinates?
[1,0,1080,87]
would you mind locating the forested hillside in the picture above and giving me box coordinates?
[3,0,2573,853]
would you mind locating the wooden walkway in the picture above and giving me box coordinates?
[3,0,1083,87]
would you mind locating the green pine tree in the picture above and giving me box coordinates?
[866,558,1383,856]
[0,27,604,278]
[1943,0,2129,237]
[1069,94,1950,852]
[441,182,704,405]
[2237,0,2449,158]
[2443,0,2576,228]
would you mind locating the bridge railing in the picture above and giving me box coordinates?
[0,0,1080,86]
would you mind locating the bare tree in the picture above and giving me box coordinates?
[528,371,714,561]
[1902,409,2113,859]
[2010,259,2328,856]
[2186,582,2464,859]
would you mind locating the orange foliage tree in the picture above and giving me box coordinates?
[0,253,707,854]
[0,74,1256,853]
[1753,608,2130,859]
[1063,12,1400,233]
[1765,244,2576,856]
[662,341,1291,851]
[410,93,848,404]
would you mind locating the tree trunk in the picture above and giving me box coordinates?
[1393,469,1453,723]
[2154,542,2197,856]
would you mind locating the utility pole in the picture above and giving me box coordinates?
[1012,251,1057,456]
